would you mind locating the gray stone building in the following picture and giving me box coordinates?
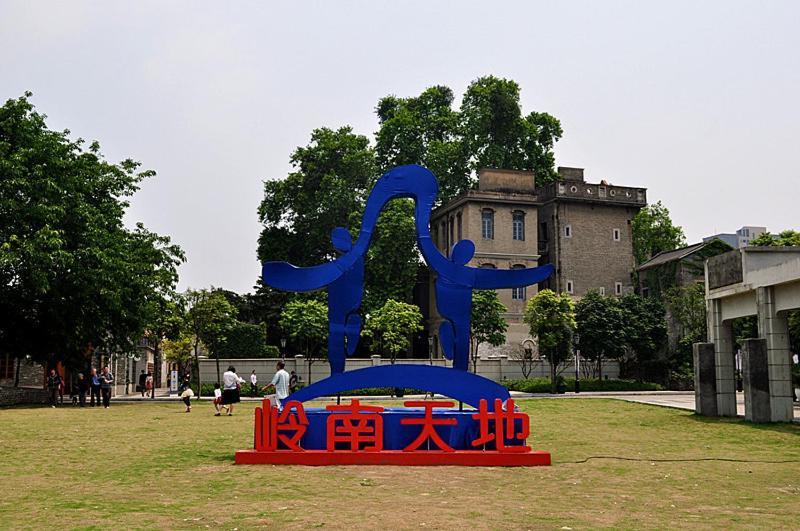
[427,166,647,356]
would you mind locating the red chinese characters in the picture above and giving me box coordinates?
[256,399,309,451]
[471,398,530,453]
[326,399,384,452]
[401,400,458,452]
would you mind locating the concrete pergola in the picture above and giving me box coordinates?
[694,247,799,422]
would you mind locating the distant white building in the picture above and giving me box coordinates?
[703,226,766,249]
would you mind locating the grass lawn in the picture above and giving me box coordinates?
[1,398,798,530]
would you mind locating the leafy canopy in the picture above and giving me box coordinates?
[0,93,184,367]
[470,290,508,370]
[632,201,686,265]
[279,299,328,357]
[362,299,423,360]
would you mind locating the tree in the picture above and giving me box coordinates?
[470,290,508,373]
[524,290,576,393]
[632,201,686,265]
[162,333,194,372]
[619,293,668,381]
[508,342,537,379]
[362,300,423,364]
[185,289,237,387]
[279,299,328,383]
[664,283,707,378]
[215,321,277,359]
[257,126,377,268]
[751,229,800,247]
[142,294,185,396]
[575,291,627,380]
[0,93,184,372]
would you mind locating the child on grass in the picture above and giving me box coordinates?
[213,382,223,416]
[180,386,194,413]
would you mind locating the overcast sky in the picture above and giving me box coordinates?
[2,1,798,293]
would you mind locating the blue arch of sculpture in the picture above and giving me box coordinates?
[262,165,554,373]
[285,364,510,410]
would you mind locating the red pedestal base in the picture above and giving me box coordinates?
[235,449,551,466]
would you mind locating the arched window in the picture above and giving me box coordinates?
[512,211,525,241]
[481,209,494,240]
[480,263,496,269]
[511,264,527,300]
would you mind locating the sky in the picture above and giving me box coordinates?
[2,1,798,293]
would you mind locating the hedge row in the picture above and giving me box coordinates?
[503,378,663,393]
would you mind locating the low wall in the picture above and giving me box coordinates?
[200,356,619,389]
[0,386,49,406]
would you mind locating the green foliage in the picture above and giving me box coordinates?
[214,321,277,358]
[632,201,686,265]
[362,299,423,362]
[524,289,576,391]
[356,199,420,312]
[257,126,376,267]
[470,290,508,372]
[619,293,668,379]
[575,290,626,378]
[186,290,237,358]
[162,333,194,366]
[664,283,707,376]
[0,93,184,367]
[503,378,663,393]
[750,229,800,247]
[279,299,328,358]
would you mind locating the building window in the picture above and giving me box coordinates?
[456,212,462,242]
[564,225,572,238]
[598,287,606,296]
[613,228,620,241]
[0,353,14,380]
[511,264,527,300]
[566,280,574,294]
[449,217,455,249]
[481,209,494,240]
[480,263,496,269]
[615,282,623,296]
[512,211,525,241]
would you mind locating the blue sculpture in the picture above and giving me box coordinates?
[262,165,554,375]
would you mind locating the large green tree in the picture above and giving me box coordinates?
[524,289,576,393]
[632,201,686,265]
[663,283,707,378]
[185,289,237,386]
[470,290,508,373]
[279,299,327,383]
[362,299,423,364]
[619,293,668,381]
[575,290,626,380]
[0,93,184,371]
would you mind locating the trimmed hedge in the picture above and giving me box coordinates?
[503,378,663,393]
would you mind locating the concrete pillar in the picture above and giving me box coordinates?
[741,338,771,423]
[693,342,717,416]
[708,299,736,416]
[756,287,794,421]
[371,355,382,366]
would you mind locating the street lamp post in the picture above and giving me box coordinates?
[574,333,581,394]
[427,336,434,366]
[280,337,287,361]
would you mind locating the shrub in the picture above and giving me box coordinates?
[503,378,663,393]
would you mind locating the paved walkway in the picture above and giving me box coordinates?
[113,390,800,421]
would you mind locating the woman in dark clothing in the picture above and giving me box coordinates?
[47,369,62,408]
[76,373,89,407]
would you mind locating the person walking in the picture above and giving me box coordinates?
[250,370,258,397]
[99,366,114,408]
[289,370,299,393]
[76,373,89,407]
[220,366,244,416]
[180,386,194,413]
[263,361,291,409]
[145,371,154,398]
[137,370,147,397]
[89,368,101,407]
[47,369,62,408]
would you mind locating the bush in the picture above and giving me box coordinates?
[503,378,663,393]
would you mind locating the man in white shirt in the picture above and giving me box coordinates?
[250,370,258,397]
[263,361,291,408]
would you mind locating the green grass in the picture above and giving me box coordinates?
[0,399,798,529]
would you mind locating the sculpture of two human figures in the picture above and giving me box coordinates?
[262,165,554,372]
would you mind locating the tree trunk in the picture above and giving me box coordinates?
[193,340,200,397]
[215,354,221,386]
[550,359,557,394]
[598,354,603,381]
[14,356,21,387]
